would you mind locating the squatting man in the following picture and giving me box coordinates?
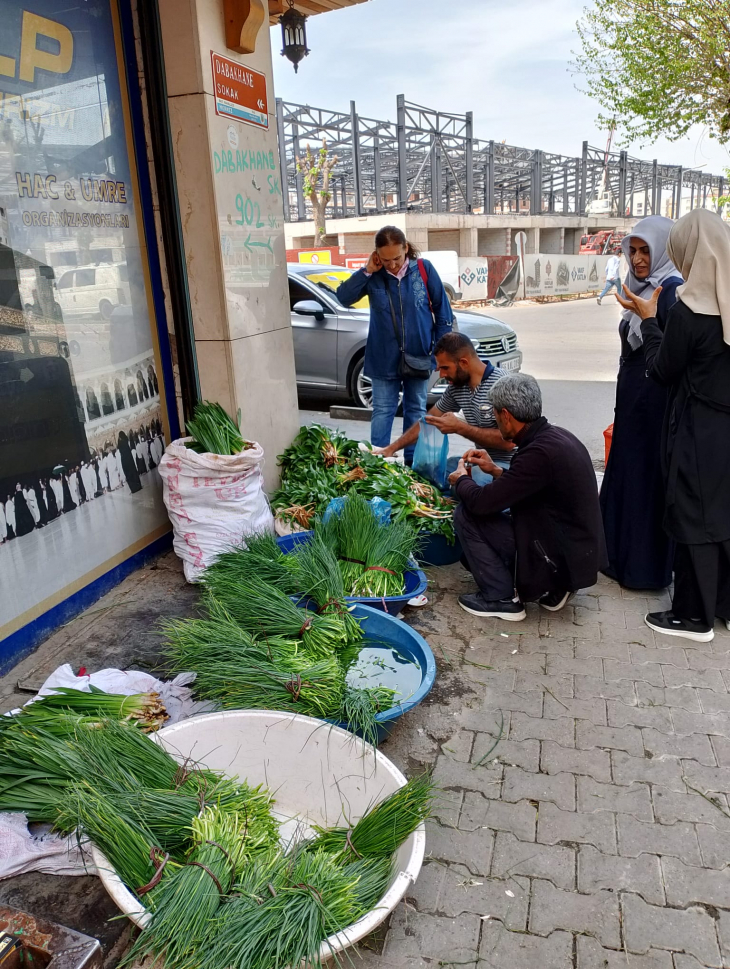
[445,373,607,620]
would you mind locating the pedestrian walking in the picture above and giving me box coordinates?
[617,208,730,642]
[600,216,683,589]
[337,225,453,463]
[597,252,622,304]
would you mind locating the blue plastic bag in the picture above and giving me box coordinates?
[412,418,449,491]
[323,495,392,525]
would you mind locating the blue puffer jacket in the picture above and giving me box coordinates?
[337,259,453,380]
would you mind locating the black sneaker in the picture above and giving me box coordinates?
[539,590,573,612]
[644,610,714,643]
[458,592,526,621]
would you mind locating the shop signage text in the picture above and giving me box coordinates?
[211,51,268,129]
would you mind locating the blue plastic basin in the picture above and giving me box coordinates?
[276,532,428,616]
[416,531,463,567]
[336,603,436,743]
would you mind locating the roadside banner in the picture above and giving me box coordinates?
[457,257,489,300]
[297,250,332,264]
[522,254,609,296]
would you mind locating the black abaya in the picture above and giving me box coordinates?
[94,460,103,496]
[118,439,142,494]
[13,491,35,536]
[33,484,48,524]
[61,476,77,513]
[600,278,681,589]
[642,300,730,624]
[45,485,59,521]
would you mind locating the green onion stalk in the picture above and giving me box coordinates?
[351,519,420,599]
[335,685,396,750]
[201,574,351,657]
[308,774,435,859]
[291,533,363,646]
[199,848,364,969]
[204,531,300,595]
[126,805,251,969]
[14,686,168,732]
[186,401,252,455]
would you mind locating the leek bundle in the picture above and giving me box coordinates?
[186,401,251,455]
[14,685,168,732]
[308,774,435,859]
[201,574,351,657]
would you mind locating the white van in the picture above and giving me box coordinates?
[56,263,130,321]
[420,250,462,302]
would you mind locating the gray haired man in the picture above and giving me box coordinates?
[448,373,607,620]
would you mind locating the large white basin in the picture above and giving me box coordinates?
[91,710,425,962]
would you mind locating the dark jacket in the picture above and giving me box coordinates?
[336,259,452,380]
[641,298,730,544]
[454,418,607,600]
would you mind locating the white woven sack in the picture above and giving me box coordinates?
[158,438,274,582]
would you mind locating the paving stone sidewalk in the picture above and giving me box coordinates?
[3,553,730,969]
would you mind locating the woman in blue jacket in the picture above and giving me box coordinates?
[337,226,453,462]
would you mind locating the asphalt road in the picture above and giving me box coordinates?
[299,294,622,466]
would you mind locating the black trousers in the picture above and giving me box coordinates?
[454,504,517,601]
[672,540,730,626]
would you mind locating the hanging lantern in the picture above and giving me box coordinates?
[280,1,309,73]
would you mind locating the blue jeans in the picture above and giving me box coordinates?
[370,377,429,462]
[598,278,621,300]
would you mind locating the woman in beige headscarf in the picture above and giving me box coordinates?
[617,208,730,644]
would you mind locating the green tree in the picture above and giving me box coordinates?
[296,140,339,244]
[575,1,730,144]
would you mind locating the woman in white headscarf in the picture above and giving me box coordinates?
[618,208,730,643]
[600,216,683,590]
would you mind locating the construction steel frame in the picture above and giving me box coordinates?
[276,96,726,222]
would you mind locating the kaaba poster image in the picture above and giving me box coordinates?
[0,0,171,639]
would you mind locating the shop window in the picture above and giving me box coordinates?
[0,0,171,649]
[86,387,101,421]
[100,382,114,416]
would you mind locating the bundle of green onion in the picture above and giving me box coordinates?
[15,685,168,732]
[201,573,352,657]
[186,400,252,455]
[205,532,300,595]
[291,532,362,645]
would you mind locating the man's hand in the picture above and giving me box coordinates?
[616,283,662,320]
[463,448,499,475]
[426,411,463,435]
[448,458,469,486]
[371,444,396,457]
[365,250,382,274]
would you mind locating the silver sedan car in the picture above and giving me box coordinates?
[288,263,522,408]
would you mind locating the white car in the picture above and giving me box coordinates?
[56,263,130,321]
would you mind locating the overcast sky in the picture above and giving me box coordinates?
[271,0,729,176]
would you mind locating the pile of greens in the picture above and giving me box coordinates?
[0,706,434,969]
[271,424,455,540]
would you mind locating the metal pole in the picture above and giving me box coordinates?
[651,159,658,215]
[618,150,627,216]
[690,180,695,211]
[275,99,290,222]
[292,122,306,220]
[674,167,682,218]
[465,111,474,213]
[719,177,725,215]
[563,163,569,214]
[396,94,407,211]
[349,100,363,217]
[373,134,382,212]
[486,140,495,214]
[579,141,588,216]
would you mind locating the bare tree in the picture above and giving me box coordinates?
[296,140,339,243]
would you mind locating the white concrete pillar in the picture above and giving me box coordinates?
[159,0,299,489]
[526,227,540,254]
[458,227,478,258]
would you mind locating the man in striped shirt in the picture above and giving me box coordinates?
[375,332,516,471]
